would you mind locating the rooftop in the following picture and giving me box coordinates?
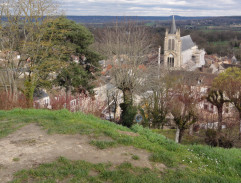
[181,35,196,51]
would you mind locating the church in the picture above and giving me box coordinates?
[164,16,206,71]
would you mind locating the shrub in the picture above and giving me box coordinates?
[120,103,137,128]
[205,129,234,148]
[205,129,218,147]
[51,93,105,117]
[0,91,28,110]
[218,135,233,149]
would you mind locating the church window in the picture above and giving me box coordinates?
[168,39,171,50]
[167,54,174,67]
[172,39,175,50]
[168,39,175,50]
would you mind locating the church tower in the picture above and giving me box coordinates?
[164,16,182,68]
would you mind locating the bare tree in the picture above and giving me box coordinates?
[106,88,119,121]
[0,0,59,105]
[167,72,201,143]
[171,84,199,143]
[140,67,175,129]
[215,67,241,139]
[94,21,153,126]
[206,89,229,131]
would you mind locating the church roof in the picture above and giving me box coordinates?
[181,35,195,51]
[170,15,177,34]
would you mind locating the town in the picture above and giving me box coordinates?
[0,0,241,182]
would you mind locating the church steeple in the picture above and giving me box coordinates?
[170,15,177,34]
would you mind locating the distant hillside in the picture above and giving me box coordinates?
[67,16,241,25]
[66,16,209,24]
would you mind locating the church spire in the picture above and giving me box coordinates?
[170,15,177,34]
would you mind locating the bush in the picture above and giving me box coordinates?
[120,103,137,128]
[205,129,218,147]
[0,91,28,110]
[205,129,234,148]
[218,136,233,149]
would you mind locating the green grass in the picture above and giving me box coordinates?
[13,157,20,162]
[132,155,140,160]
[153,129,206,145]
[10,157,161,183]
[0,119,24,139]
[1,109,241,182]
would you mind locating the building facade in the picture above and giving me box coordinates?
[164,16,206,70]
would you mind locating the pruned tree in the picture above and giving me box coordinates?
[94,21,153,127]
[106,88,119,122]
[140,67,175,129]
[168,72,201,143]
[171,85,199,143]
[206,89,229,131]
[214,67,241,138]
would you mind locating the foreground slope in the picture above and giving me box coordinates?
[0,109,241,183]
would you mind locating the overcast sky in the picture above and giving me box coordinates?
[61,0,241,16]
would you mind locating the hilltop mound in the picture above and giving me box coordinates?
[0,109,240,182]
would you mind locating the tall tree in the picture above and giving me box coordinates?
[171,85,199,143]
[94,21,153,126]
[52,17,101,109]
[214,67,241,138]
[206,89,228,131]
[0,0,59,106]
[140,68,175,129]
[169,73,200,143]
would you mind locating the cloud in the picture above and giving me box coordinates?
[60,0,241,16]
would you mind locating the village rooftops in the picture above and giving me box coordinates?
[169,70,217,87]
[33,89,49,100]
[221,63,241,69]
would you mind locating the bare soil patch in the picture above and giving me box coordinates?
[0,124,164,182]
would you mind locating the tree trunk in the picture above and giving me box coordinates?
[113,100,117,122]
[9,69,18,103]
[239,112,241,140]
[179,129,185,143]
[189,124,193,136]
[123,88,132,105]
[107,92,111,121]
[66,87,71,111]
[12,80,18,103]
[175,127,180,143]
[24,76,35,108]
[217,106,223,131]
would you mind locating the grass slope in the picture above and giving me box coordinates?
[1,109,241,183]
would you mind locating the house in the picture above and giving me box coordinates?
[34,89,51,109]
[94,83,122,120]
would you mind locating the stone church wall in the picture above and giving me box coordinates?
[181,48,193,65]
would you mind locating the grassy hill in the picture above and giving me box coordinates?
[0,109,241,183]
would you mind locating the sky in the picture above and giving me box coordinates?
[61,0,241,16]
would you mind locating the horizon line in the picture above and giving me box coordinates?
[65,15,241,17]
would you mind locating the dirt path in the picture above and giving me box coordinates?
[0,124,165,182]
